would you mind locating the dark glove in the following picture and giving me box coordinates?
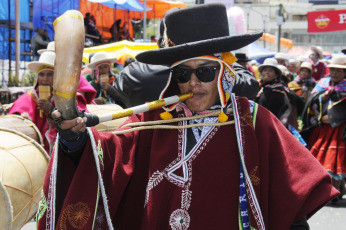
[52,109,100,142]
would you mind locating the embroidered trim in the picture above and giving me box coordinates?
[36,189,47,221]
[88,128,114,230]
[97,140,104,169]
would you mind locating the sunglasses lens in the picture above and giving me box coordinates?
[172,68,191,83]
[195,67,216,82]
[172,66,220,83]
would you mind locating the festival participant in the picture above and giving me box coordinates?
[256,58,304,130]
[38,4,338,229]
[287,58,299,81]
[308,45,329,81]
[302,55,346,203]
[290,62,316,102]
[278,64,290,84]
[9,51,96,154]
[86,51,123,105]
[235,53,256,77]
[274,52,288,66]
[113,9,259,108]
[250,59,260,79]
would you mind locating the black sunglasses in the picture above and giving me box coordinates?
[171,66,221,83]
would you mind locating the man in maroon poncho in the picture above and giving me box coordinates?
[37,4,338,230]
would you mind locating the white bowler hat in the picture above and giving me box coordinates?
[327,55,346,69]
[274,52,288,61]
[278,65,289,76]
[299,62,312,72]
[27,51,55,73]
[37,41,55,55]
[258,58,282,75]
[309,46,323,59]
[87,51,117,69]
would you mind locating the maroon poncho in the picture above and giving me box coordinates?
[37,97,338,229]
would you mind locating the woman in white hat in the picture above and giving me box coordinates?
[9,51,96,154]
[256,58,304,127]
[86,51,120,105]
[302,54,346,203]
[290,62,316,101]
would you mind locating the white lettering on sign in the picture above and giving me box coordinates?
[339,14,346,24]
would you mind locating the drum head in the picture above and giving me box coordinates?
[0,182,13,229]
[0,128,49,230]
[0,115,43,145]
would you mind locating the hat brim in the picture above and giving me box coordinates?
[136,32,263,65]
[27,61,54,73]
[327,63,346,69]
[37,49,54,55]
[237,59,250,62]
[87,58,118,69]
[258,64,282,75]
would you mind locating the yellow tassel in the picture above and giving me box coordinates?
[225,92,231,103]
[222,52,237,64]
[218,111,228,123]
[160,111,173,120]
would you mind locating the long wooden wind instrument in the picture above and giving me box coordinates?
[96,92,193,124]
[51,10,193,128]
[52,10,84,120]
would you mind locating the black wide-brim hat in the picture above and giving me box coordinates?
[136,3,262,65]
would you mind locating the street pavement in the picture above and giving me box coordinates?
[22,194,346,229]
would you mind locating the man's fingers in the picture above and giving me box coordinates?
[52,110,62,119]
[70,117,87,132]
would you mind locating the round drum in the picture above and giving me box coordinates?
[0,128,49,230]
[0,115,43,145]
[87,104,128,132]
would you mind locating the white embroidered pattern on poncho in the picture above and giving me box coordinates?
[144,117,219,230]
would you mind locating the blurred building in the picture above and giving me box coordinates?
[183,0,346,53]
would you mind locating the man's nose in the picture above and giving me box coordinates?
[189,73,201,86]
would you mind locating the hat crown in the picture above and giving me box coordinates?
[328,55,346,67]
[164,4,230,47]
[46,41,55,51]
[235,53,249,62]
[300,61,312,71]
[274,53,287,60]
[90,51,112,64]
[263,58,278,67]
[278,64,288,72]
[27,51,56,72]
[258,58,281,75]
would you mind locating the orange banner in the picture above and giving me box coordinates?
[259,32,294,49]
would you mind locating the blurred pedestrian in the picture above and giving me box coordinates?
[308,45,329,81]
[31,28,49,60]
[87,51,124,106]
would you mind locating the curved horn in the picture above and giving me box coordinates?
[53,10,85,120]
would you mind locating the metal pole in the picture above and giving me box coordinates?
[15,0,20,81]
[143,0,147,41]
[277,4,283,53]
[8,0,11,80]
[262,14,267,49]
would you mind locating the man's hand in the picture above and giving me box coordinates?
[101,82,111,91]
[94,97,104,105]
[38,99,53,114]
[52,110,87,133]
